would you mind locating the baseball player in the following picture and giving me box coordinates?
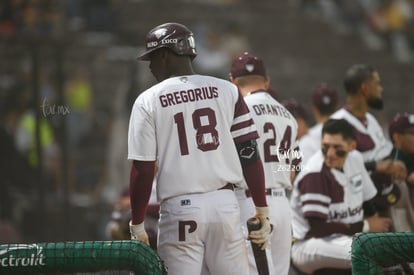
[290,118,392,274]
[387,112,414,231]
[389,112,414,188]
[281,98,309,141]
[298,83,339,165]
[127,23,271,275]
[230,52,299,275]
[330,64,407,211]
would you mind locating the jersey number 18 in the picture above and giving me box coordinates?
[174,107,219,155]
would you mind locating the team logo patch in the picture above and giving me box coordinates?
[240,146,256,159]
[245,64,254,72]
[153,28,167,39]
[387,193,397,204]
[322,95,331,104]
[181,199,191,206]
[350,174,362,193]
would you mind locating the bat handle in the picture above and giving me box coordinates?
[247,217,262,232]
[247,217,269,275]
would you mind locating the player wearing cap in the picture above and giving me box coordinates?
[389,112,414,187]
[230,52,298,275]
[128,23,271,275]
[330,64,406,215]
[298,83,339,165]
[281,98,308,180]
[290,118,392,274]
[281,98,309,141]
[387,112,414,231]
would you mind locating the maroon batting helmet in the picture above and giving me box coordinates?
[138,22,197,61]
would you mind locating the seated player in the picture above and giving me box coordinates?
[290,118,393,274]
[387,112,414,232]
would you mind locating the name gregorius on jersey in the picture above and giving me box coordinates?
[159,86,219,107]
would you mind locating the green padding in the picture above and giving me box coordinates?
[0,240,166,274]
[351,232,414,275]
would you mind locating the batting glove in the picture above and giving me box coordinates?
[129,221,149,245]
[249,207,271,250]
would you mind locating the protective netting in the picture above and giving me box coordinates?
[0,240,167,274]
[351,232,414,275]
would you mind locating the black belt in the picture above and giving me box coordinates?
[218,183,236,191]
[245,188,276,197]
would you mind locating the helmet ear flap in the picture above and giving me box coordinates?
[175,35,196,58]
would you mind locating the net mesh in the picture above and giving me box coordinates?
[0,240,167,274]
[351,232,414,275]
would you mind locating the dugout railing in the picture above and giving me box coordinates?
[0,240,167,274]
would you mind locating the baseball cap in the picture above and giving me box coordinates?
[281,98,309,121]
[230,52,266,78]
[312,84,339,111]
[388,112,414,139]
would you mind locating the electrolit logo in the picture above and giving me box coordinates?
[0,244,46,267]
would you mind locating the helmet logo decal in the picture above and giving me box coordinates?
[245,64,254,72]
[154,28,167,39]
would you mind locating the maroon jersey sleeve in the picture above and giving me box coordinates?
[306,217,363,238]
[298,173,331,220]
[242,159,267,207]
[129,160,156,224]
[231,90,259,144]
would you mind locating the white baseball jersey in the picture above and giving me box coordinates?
[297,123,323,166]
[128,75,258,202]
[290,150,377,240]
[243,91,299,189]
[237,91,298,275]
[330,108,392,161]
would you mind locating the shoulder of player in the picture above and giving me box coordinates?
[194,74,237,88]
[299,125,321,142]
[134,86,159,107]
[195,75,240,97]
[330,107,352,121]
[345,150,365,166]
[295,170,328,194]
[364,112,383,128]
[294,152,324,181]
[305,151,324,168]
[309,123,323,136]
[298,134,311,146]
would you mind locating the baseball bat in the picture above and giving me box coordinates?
[247,217,270,275]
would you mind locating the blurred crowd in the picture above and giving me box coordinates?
[294,0,414,63]
[0,1,112,243]
[0,0,112,38]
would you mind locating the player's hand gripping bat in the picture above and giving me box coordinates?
[247,217,270,275]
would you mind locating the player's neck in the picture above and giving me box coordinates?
[171,68,195,77]
[170,59,195,77]
[240,84,266,97]
[314,112,329,125]
[346,96,368,119]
